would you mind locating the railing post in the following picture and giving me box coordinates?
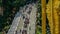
[41,0,46,34]
[46,0,54,34]
[52,0,59,34]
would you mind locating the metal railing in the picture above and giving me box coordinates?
[41,0,60,34]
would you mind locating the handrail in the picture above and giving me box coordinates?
[41,0,46,34]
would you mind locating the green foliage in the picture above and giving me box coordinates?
[0,0,2,6]
[0,0,27,32]
[0,32,2,34]
[36,0,42,34]
[36,26,42,34]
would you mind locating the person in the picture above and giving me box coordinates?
[29,27,31,30]
[27,10,31,14]
[15,30,17,34]
[23,15,25,19]
[25,6,28,10]
[22,30,27,34]
[24,24,27,28]
[20,29,21,32]
[24,18,29,24]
